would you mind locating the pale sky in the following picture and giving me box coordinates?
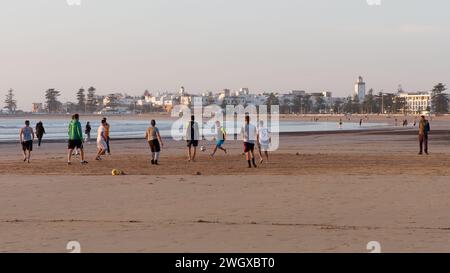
[1,0,449,110]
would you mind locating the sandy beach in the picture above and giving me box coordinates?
[1,117,450,253]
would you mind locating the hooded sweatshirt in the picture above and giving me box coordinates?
[68,119,83,140]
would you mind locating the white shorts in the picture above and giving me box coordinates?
[259,143,270,151]
[97,140,107,150]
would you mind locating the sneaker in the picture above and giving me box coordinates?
[81,161,89,165]
[151,159,155,165]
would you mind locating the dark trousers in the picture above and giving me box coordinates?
[419,134,428,153]
[106,137,111,154]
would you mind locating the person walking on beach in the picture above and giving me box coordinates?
[19,120,35,163]
[418,115,430,155]
[67,114,88,165]
[210,120,227,158]
[145,119,164,165]
[339,118,343,129]
[257,120,271,164]
[185,115,200,162]
[35,121,45,147]
[95,119,108,161]
[240,115,257,168]
[85,122,92,144]
[103,117,111,155]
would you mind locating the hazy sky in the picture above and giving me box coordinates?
[1,0,449,110]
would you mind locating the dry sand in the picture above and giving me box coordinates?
[1,119,450,253]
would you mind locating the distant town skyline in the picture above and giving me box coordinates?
[1,0,449,110]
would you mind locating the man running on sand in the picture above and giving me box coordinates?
[145,119,164,165]
[257,120,271,163]
[185,115,200,162]
[210,120,227,158]
[240,115,257,168]
[95,119,108,161]
[35,121,45,147]
[67,114,88,165]
[19,120,35,163]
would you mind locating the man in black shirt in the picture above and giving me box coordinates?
[185,115,200,162]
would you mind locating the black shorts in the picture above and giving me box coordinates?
[148,139,161,153]
[243,142,255,153]
[68,139,83,149]
[187,140,199,147]
[22,140,33,151]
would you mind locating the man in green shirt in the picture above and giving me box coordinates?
[67,114,88,165]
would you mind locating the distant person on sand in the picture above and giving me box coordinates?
[418,115,430,155]
[210,120,227,158]
[339,118,343,129]
[185,115,200,162]
[35,121,45,147]
[240,115,257,168]
[102,117,111,155]
[145,119,164,165]
[95,119,108,161]
[19,120,35,163]
[67,114,88,165]
[257,120,271,164]
[359,119,362,127]
[85,122,92,144]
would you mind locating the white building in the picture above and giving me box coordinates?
[355,76,366,102]
[398,92,432,114]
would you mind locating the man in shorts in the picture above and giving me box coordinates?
[210,120,227,157]
[95,119,108,161]
[257,120,271,163]
[145,119,164,165]
[185,115,200,162]
[19,120,35,163]
[67,114,88,165]
[240,115,257,168]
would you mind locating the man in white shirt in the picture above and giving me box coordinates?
[240,115,257,168]
[257,120,271,163]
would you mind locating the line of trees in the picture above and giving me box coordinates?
[2,83,449,115]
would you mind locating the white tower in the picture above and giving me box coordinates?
[354,76,366,102]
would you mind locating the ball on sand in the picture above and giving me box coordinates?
[200,146,206,152]
[112,169,121,176]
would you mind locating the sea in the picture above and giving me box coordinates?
[0,117,389,142]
